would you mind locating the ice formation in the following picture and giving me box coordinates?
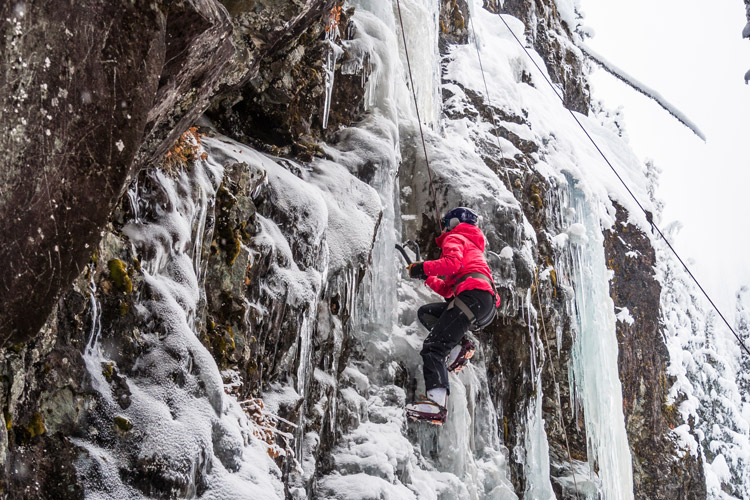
[68,0,750,497]
[76,157,287,499]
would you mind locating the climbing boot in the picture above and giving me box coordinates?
[405,397,447,425]
[447,336,475,373]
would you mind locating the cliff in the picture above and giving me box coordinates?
[0,0,743,498]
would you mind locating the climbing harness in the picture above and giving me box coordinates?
[446,295,495,330]
[397,241,498,328]
[451,271,496,295]
[490,12,750,358]
[534,270,582,500]
[445,273,498,329]
[395,0,442,231]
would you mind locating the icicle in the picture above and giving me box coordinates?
[127,177,140,224]
[86,263,102,353]
[190,174,208,281]
[322,7,342,129]
[527,289,539,386]
[522,389,557,500]
[82,263,114,401]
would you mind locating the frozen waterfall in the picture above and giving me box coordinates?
[556,177,635,499]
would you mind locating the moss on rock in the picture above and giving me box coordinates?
[28,412,46,438]
[114,416,132,432]
[102,361,115,381]
[118,300,130,316]
[530,193,544,209]
[108,259,133,294]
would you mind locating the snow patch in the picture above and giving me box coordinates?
[615,307,634,325]
[552,232,569,248]
[553,0,582,32]
[565,223,588,244]
[671,424,699,458]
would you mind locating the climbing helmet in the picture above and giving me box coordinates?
[442,207,478,231]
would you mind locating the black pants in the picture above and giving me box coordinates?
[418,289,494,392]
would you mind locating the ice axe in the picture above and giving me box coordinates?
[395,240,421,265]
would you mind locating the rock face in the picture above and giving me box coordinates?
[0,291,90,497]
[135,1,236,169]
[0,0,335,347]
[0,0,344,496]
[604,203,705,499]
[208,5,364,156]
[0,0,717,498]
[0,0,234,347]
[0,0,163,347]
[497,0,590,114]
[436,3,704,498]
[439,0,470,50]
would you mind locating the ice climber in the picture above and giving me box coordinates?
[404,207,500,425]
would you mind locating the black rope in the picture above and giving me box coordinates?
[468,15,511,186]
[468,18,581,494]
[395,0,442,231]
[494,13,750,357]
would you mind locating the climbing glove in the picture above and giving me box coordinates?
[407,261,427,280]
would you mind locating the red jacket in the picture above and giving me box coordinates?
[423,223,500,306]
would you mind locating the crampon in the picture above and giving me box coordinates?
[447,336,475,373]
[405,398,447,425]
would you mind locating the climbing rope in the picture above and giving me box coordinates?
[469,15,580,490]
[468,14,512,187]
[395,0,442,231]
[534,270,582,500]
[492,12,750,358]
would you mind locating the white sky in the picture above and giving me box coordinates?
[577,0,750,319]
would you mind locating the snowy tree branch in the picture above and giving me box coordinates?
[578,42,706,142]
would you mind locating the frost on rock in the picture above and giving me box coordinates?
[552,0,583,33]
[75,154,286,499]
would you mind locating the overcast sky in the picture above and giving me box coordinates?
[577,0,750,320]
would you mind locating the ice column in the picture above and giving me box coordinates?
[347,0,436,331]
[522,392,557,500]
[392,0,441,127]
[519,302,557,500]
[563,180,635,500]
[359,165,399,331]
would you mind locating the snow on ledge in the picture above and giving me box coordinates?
[615,306,634,325]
